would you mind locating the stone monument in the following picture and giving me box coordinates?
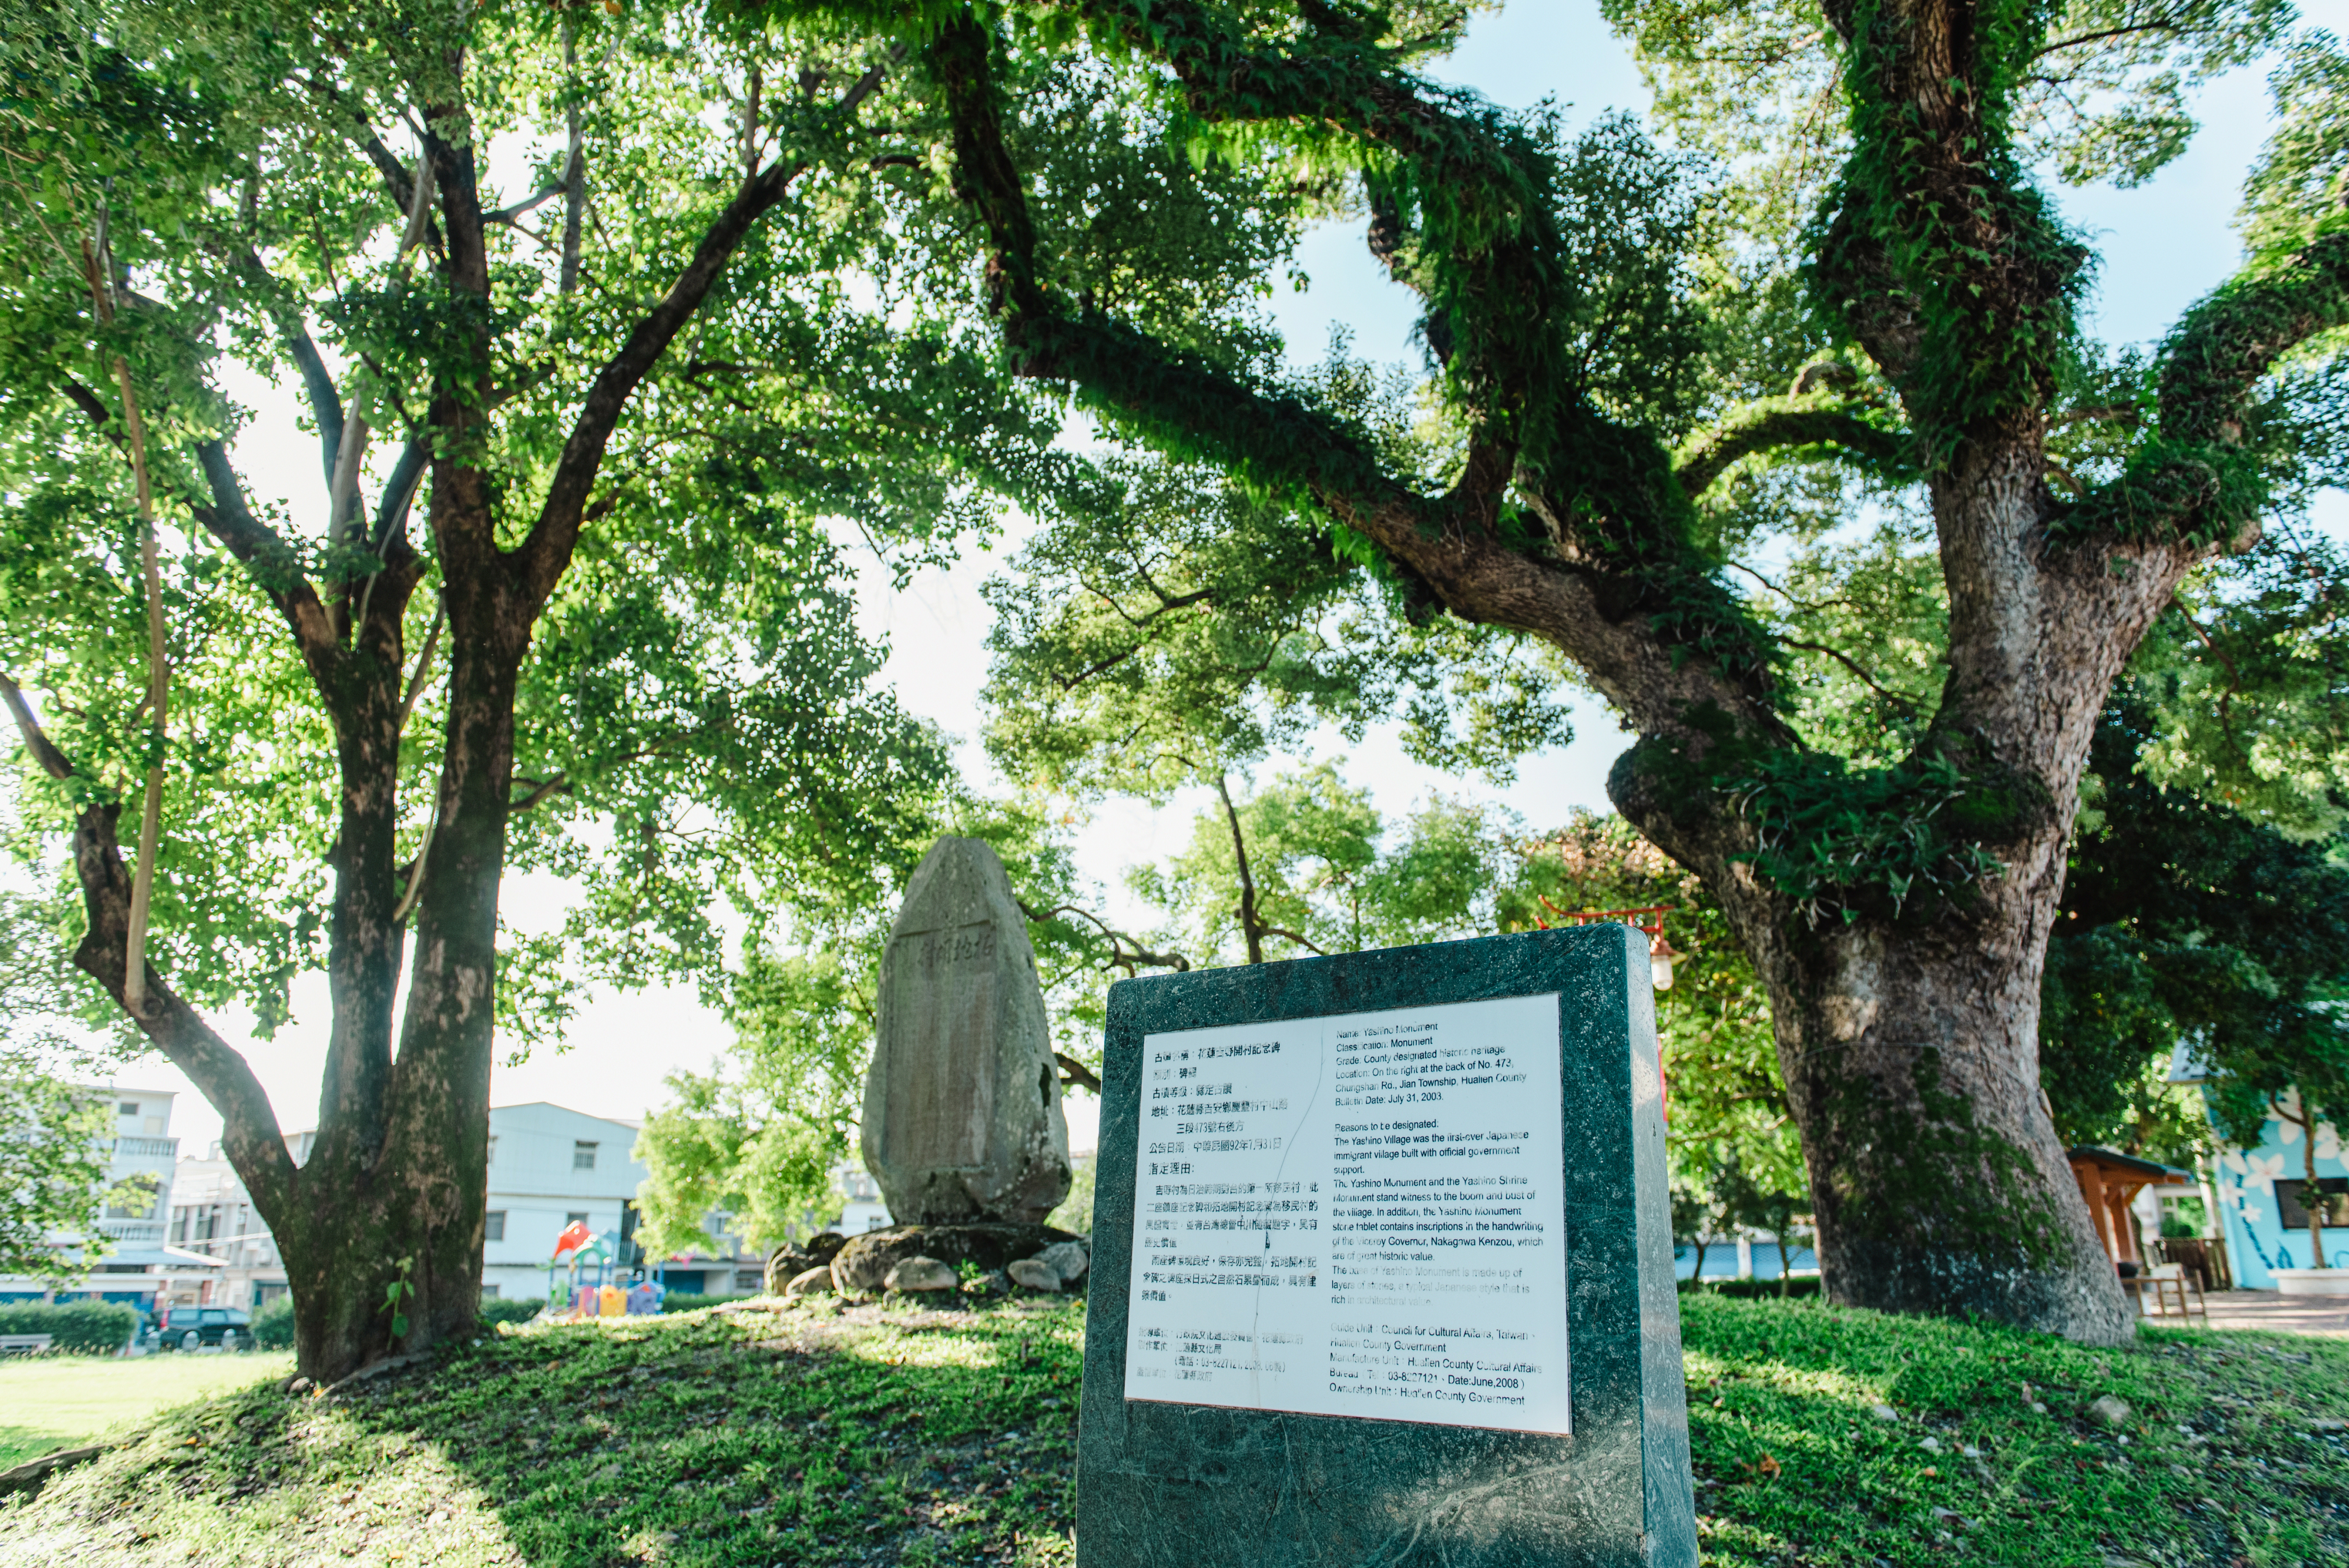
[860,836,1072,1227]
[1073,924,1695,1568]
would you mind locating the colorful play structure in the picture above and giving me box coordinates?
[545,1219,669,1318]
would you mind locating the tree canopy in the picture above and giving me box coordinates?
[921,0,2347,1338]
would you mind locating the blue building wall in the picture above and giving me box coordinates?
[1673,1241,1817,1280]
[2214,1091,2347,1285]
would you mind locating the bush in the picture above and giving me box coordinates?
[252,1297,296,1348]
[658,1292,745,1313]
[479,1298,544,1327]
[0,1299,139,1354]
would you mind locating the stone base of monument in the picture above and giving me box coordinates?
[764,1231,849,1296]
[831,1223,1083,1294]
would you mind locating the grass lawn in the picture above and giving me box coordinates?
[0,1350,295,1470]
[0,1291,2342,1566]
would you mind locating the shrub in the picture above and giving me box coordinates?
[0,1300,139,1354]
[251,1297,296,1348]
[479,1298,544,1327]
[658,1292,745,1313]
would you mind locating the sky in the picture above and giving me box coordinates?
[117,4,2320,1161]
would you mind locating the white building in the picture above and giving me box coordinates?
[0,1085,224,1316]
[167,1146,288,1311]
[837,1167,892,1236]
[480,1102,655,1301]
[52,1099,774,1312]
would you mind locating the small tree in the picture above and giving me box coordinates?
[0,0,1046,1380]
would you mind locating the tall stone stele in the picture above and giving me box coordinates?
[861,837,1072,1225]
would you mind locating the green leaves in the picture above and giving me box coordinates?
[2045,696,2349,1156]
[2239,28,2349,256]
[382,1256,414,1341]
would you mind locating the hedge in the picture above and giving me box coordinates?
[251,1297,296,1348]
[0,1300,140,1354]
[253,1294,544,1349]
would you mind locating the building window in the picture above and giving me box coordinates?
[573,1141,598,1171]
[487,1136,497,1167]
[2277,1178,2349,1229]
[118,1101,140,1117]
[484,1210,506,1242]
[480,1284,501,1300]
[566,1211,588,1227]
[735,1269,764,1292]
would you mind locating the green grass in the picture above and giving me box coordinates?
[0,1350,295,1470]
[1677,1292,2348,1566]
[1,1293,2342,1566]
[0,1296,1081,1567]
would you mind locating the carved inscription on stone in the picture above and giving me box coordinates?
[862,837,1071,1225]
[883,923,1000,1169]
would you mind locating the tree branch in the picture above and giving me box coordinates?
[0,672,76,782]
[1259,924,1331,956]
[1016,896,1193,976]
[508,773,572,814]
[2050,229,2349,547]
[230,246,346,484]
[515,58,895,610]
[1778,638,1923,712]
[188,441,340,670]
[59,377,129,458]
[1674,395,1916,497]
[0,672,298,1217]
[1215,773,1266,966]
[932,11,1783,743]
[1054,1051,1102,1093]
[2034,21,2183,57]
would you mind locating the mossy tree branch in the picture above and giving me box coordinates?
[930,8,1786,757]
[1674,394,1919,497]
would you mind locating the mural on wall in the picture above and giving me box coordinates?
[2216,1087,2349,1284]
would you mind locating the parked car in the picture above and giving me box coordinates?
[155,1306,253,1351]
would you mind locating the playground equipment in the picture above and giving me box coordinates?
[547,1221,667,1320]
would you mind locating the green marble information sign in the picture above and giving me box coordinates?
[1074,925,1695,1568]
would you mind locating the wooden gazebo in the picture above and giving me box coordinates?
[2066,1146,2193,1272]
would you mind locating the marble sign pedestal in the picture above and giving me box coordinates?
[1074,925,1695,1568]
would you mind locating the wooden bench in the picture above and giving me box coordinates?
[0,1334,55,1356]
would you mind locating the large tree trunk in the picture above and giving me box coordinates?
[1618,744,2133,1343]
[1756,892,2123,1337]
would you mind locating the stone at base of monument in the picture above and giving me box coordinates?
[784,1266,834,1298]
[765,1231,849,1296]
[1036,1240,1089,1284]
[885,1256,959,1293]
[1007,1258,1062,1291]
[1075,925,1695,1568]
[831,1222,1081,1293]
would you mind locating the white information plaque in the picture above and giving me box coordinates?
[1121,992,1570,1434]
